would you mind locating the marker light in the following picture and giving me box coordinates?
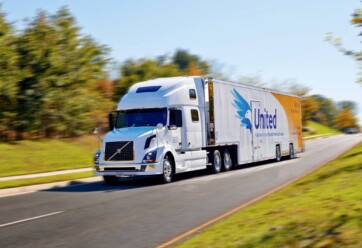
[94,150,101,164]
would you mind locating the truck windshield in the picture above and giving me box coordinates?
[115,108,167,128]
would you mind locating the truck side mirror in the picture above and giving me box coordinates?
[156,123,164,130]
[108,112,114,130]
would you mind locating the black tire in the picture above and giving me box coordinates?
[210,150,222,174]
[289,143,295,159]
[161,155,173,184]
[103,176,119,185]
[222,149,232,171]
[276,145,281,162]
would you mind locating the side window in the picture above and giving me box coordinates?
[189,89,197,100]
[169,109,183,127]
[191,109,199,122]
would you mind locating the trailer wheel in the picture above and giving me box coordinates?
[222,149,232,171]
[289,143,295,159]
[161,155,173,184]
[210,150,222,174]
[103,176,119,185]
[276,145,281,162]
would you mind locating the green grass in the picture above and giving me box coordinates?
[304,121,340,138]
[176,142,362,248]
[0,136,98,177]
[0,171,94,189]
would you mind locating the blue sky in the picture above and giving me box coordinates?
[2,0,362,123]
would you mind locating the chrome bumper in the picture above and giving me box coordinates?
[94,163,162,177]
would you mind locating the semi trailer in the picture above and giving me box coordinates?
[94,76,303,184]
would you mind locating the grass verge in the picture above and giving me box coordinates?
[0,136,97,177]
[0,171,94,189]
[176,142,362,248]
[303,121,340,138]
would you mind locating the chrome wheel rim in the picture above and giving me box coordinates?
[276,147,281,161]
[214,152,221,171]
[224,152,231,170]
[290,145,294,159]
[163,159,172,179]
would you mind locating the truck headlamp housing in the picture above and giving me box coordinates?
[142,149,157,163]
[94,150,101,164]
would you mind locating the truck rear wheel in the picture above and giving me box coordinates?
[222,149,232,171]
[103,176,119,185]
[161,155,173,184]
[276,145,281,162]
[210,150,222,174]
[289,143,295,159]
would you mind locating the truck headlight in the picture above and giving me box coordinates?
[94,150,101,164]
[142,149,157,163]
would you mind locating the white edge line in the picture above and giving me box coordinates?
[0,211,64,228]
[0,191,35,198]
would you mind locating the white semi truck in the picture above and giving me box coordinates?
[94,76,303,184]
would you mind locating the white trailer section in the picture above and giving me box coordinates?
[94,76,303,184]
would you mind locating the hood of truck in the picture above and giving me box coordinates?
[104,127,155,142]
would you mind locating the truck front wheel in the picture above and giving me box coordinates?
[161,155,173,184]
[103,176,119,185]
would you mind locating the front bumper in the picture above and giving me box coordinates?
[94,162,163,177]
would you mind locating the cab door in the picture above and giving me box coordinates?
[182,106,202,150]
[168,108,183,150]
[182,106,206,169]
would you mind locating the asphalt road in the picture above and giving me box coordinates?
[0,134,360,248]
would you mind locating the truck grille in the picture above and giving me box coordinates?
[105,141,134,161]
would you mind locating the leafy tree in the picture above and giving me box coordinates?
[96,79,114,98]
[285,82,310,97]
[186,62,202,76]
[310,94,338,127]
[301,96,319,126]
[337,100,358,115]
[114,59,181,101]
[313,112,329,126]
[114,50,212,100]
[0,9,22,139]
[208,60,227,79]
[172,49,210,75]
[271,80,310,97]
[238,74,266,87]
[334,108,359,130]
[15,7,109,137]
[326,7,362,84]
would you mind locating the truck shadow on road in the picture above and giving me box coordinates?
[44,171,214,193]
[43,177,162,193]
[44,157,296,193]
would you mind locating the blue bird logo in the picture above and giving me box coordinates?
[232,89,252,130]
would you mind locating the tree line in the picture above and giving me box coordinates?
[0,7,211,140]
[0,7,359,141]
[302,94,359,132]
[0,7,112,139]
